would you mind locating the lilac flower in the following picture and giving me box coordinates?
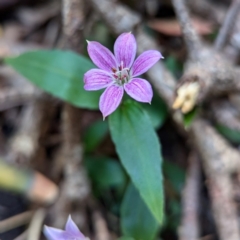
[84,32,163,118]
[43,215,88,240]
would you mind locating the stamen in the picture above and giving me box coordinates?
[121,75,127,80]
[119,61,124,71]
[112,63,130,86]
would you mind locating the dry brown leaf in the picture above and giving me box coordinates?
[148,17,214,36]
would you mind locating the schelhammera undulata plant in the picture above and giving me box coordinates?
[44,215,89,240]
[84,32,163,118]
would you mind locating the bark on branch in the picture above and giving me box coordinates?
[51,0,90,229]
[171,0,202,61]
[172,0,240,113]
[214,0,240,50]
[179,152,200,240]
[173,54,240,113]
[191,119,240,240]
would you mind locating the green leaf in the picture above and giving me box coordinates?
[163,161,185,193]
[5,50,101,109]
[109,100,164,223]
[118,237,135,240]
[143,94,168,129]
[165,199,182,231]
[85,156,127,190]
[216,124,240,144]
[83,120,108,152]
[164,56,183,77]
[121,183,159,240]
[163,161,185,231]
[85,156,127,215]
[183,107,198,128]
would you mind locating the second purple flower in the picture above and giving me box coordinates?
[84,32,163,119]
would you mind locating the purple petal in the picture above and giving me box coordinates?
[114,32,137,69]
[43,226,68,240]
[87,41,117,72]
[65,215,85,238]
[99,85,124,119]
[124,78,153,103]
[131,50,163,77]
[84,69,113,91]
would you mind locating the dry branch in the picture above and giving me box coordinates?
[50,0,91,230]
[172,49,240,112]
[27,208,46,240]
[224,12,240,62]
[190,119,240,173]
[191,119,240,240]
[0,66,39,110]
[93,211,111,240]
[62,0,88,52]
[214,0,240,50]
[0,86,37,111]
[172,0,202,61]
[51,104,90,228]
[179,152,200,240]
[172,1,240,238]
[187,0,226,24]
[90,0,141,35]
[61,0,90,201]
[59,104,90,202]
[172,0,240,113]
[207,173,239,240]
[8,94,56,170]
[13,231,28,240]
[0,211,34,233]
[16,1,60,30]
[211,99,240,131]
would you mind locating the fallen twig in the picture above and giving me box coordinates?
[27,208,46,240]
[8,94,56,170]
[93,210,111,240]
[211,99,240,132]
[172,0,202,61]
[179,152,200,240]
[0,210,34,234]
[50,0,91,230]
[214,0,240,50]
[191,119,240,240]
[172,0,240,113]
[187,0,226,24]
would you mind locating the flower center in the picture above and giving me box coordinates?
[112,61,131,86]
